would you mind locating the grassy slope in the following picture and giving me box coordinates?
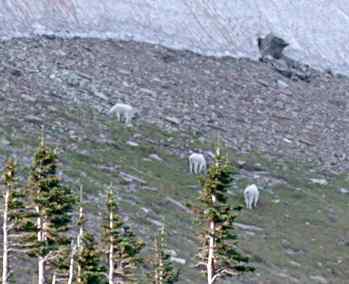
[1,101,348,284]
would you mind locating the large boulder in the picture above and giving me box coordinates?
[258,33,289,60]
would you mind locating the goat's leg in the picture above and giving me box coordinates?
[253,193,259,208]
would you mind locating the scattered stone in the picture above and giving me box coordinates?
[170,256,186,265]
[91,89,108,101]
[149,153,162,161]
[165,197,192,214]
[236,160,247,168]
[165,249,177,256]
[97,164,119,173]
[0,138,10,146]
[10,69,22,77]
[25,115,42,123]
[257,79,269,87]
[147,218,163,227]
[277,79,289,89]
[142,186,159,192]
[234,222,264,232]
[309,275,328,284]
[141,207,150,214]
[336,237,349,247]
[21,94,36,102]
[284,247,305,256]
[310,178,328,186]
[289,260,301,267]
[127,141,139,147]
[164,116,180,125]
[119,172,146,184]
[337,188,349,194]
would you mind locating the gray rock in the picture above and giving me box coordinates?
[309,275,328,284]
[119,172,146,185]
[0,138,10,146]
[310,178,328,186]
[258,33,289,60]
[149,153,163,161]
[277,79,289,89]
[127,141,139,147]
[170,256,186,265]
[164,116,180,125]
[234,222,264,232]
[165,197,192,214]
[147,218,164,227]
[337,188,349,194]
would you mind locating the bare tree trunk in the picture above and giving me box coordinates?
[38,256,45,284]
[2,190,9,284]
[207,193,217,284]
[108,211,114,284]
[154,237,160,284]
[77,186,84,284]
[207,220,215,284]
[36,206,45,284]
[51,272,56,284]
[67,241,76,284]
[158,241,164,284]
[77,206,83,283]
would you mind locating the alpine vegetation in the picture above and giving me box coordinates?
[76,186,106,284]
[1,160,27,284]
[21,137,75,284]
[101,189,144,284]
[194,149,253,284]
[147,226,179,284]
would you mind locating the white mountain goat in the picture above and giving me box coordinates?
[108,103,136,125]
[244,184,260,209]
[188,153,207,174]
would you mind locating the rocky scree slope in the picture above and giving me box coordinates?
[1,37,348,172]
[0,37,348,284]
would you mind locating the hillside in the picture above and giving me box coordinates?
[0,37,349,283]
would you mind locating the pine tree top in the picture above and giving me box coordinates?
[147,226,179,284]
[22,138,76,259]
[3,159,17,187]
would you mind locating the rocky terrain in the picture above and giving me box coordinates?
[2,36,349,172]
[0,37,349,283]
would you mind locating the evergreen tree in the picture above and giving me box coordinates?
[74,185,106,284]
[77,232,107,284]
[194,148,253,284]
[1,159,27,284]
[102,190,144,284]
[22,137,75,284]
[147,226,178,284]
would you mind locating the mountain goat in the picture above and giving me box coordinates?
[244,184,260,209]
[108,103,136,125]
[188,153,207,174]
